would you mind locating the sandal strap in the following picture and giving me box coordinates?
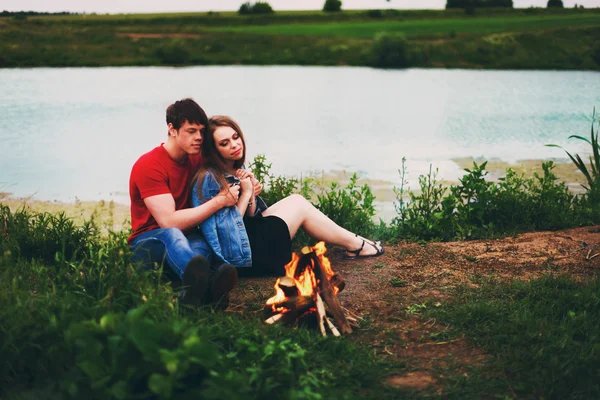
[345,239,365,257]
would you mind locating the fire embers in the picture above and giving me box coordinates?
[264,242,358,336]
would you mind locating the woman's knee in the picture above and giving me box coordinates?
[288,194,310,208]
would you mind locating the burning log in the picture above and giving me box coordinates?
[264,295,314,317]
[330,274,345,294]
[278,276,300,297]
[264,242,355,336]
[305,252,352,335]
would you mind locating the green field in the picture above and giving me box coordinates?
[1,8,600,69]
[210,13,600,38]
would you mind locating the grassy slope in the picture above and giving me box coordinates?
[1,9,599,69]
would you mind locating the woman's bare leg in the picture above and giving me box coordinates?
[261,194,381,256]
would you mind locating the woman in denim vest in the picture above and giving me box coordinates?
[191,116,384,277]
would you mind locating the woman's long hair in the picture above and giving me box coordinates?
[193,116,247,200]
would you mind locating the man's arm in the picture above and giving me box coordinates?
[144,186,239,231]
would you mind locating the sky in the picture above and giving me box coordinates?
[2,0,599,14]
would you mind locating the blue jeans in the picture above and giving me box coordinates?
[130,228,212,279]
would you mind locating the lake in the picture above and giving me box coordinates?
[1,66,599,213]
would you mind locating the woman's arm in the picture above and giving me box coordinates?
[237,177,256,216]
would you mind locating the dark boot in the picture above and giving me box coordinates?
[208,263,238,310]
[179,255,211,307]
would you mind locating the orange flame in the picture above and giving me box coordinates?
[265,241,337,311]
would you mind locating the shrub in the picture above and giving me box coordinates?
[248,154,299,206]
[547,0,564,7]
[154,40,190,65]
[369,32,411,68]
[323,0,342,12]
[366,9,383,18]
[315,174,376,236]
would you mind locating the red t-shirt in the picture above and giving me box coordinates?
[128,144,203,243]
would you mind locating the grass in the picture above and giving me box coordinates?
[209,13,600,38]
[428,275,600,399]
[0,205,409,399]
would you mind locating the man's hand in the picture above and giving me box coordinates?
[217,184,240,207]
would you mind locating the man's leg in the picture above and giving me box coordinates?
[187,232,238,310]
[130,228,211,306]
[131,228,211,278]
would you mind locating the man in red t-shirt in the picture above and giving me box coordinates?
[129,98,240,308]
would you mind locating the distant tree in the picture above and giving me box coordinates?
[239,2,252,14]
[238,1,274,15]
[252,2,274,13]
[547,0,564,7]
[323,0,342,12]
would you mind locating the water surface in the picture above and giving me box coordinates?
[1,66,598,207]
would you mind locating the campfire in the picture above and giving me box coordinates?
[263,242,360,336]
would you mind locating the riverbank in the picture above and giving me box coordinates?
[1,8,599,70]
[1,157,588,227]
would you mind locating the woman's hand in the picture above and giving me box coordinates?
[239,177,254,196]
[236,169,254,180]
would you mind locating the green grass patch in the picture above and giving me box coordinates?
[208,13,600,38]
[428,275,600,399]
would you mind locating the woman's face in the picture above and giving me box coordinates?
[213,125,244,162]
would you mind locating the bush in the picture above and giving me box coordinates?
[369,32,411,68]
[238,1,274,15]
[323,0,342,12]
[392,158,599,242]
[547,0,564,7]
[248,154,299,206]
[154,40,190,65]
[365,9,383,18]
[315,174,377,237]
[249,155,377,238]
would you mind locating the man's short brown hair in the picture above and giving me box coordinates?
[166,98,208,131]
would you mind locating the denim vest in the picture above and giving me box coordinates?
[191,170,253,267]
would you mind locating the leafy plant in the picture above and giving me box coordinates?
[248,154,299,206]
[315,173,376,236]
[547,108,600,192]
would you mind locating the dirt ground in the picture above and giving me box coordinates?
[230,226,600,393]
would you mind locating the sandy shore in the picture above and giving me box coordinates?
[0,193,130,232]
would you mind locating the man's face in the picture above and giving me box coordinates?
[169,120,205,155]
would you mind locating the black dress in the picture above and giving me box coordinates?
[241,214,292,277]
